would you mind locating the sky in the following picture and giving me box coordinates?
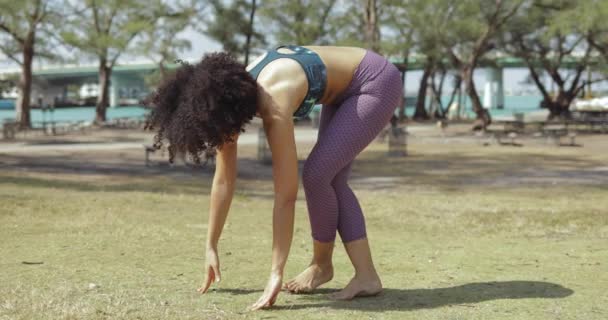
[178,27,222,60]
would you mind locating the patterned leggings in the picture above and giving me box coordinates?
[302,50,403,243]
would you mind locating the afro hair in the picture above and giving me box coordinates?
[144,52,258,163]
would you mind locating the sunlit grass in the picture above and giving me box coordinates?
[1,140,607,319]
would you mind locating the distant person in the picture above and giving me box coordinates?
[145,46,403,310]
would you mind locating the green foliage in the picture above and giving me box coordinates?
[324,1,365,48]
[61,0,161,66]
[259,0,338,45]
[203,0,265,58]
[445,0,525,62]
[502,1,601,101]
[65,84,81,100]
[0,0,63,63]
[567,0,608,70]
[138,0,199,88]
[380,0,413,58]
[394,0,454,61]
[140,9,193,63]
[0,76,17,98]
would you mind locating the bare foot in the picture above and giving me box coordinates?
[284,264,333,293]
[329,275,382,300]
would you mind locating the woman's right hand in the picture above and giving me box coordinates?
[197,248,221,294]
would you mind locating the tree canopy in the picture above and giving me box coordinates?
[3,0,608,124]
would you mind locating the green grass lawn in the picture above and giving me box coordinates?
[1,140,607,319]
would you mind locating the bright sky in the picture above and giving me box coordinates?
[178,27,222,60]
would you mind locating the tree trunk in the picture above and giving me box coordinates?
[523,62,576,121]
[446,75,462,115]
[431,68,447,118]
[463,66,491,127]
[398,67,407,121]
[546,90,573,120]
[244,0,257,65]
[414,65,431,120]
[158,58,167,80]
[96,60,111,124]
[16,33,35,129]
[363,0,380,52]
[397,56,408,121]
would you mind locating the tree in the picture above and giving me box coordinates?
[139,1,199,82]
[363,0,380,52]
[244,0,258,65]
[392,0,456,120]
[62,0,161,123]
[382,0,414,121]
[0,76,17,98]
[445,0,524,127]
[503,1,602,119]
[563,0,608,73]
[259,0,338,45]
[204,0,265,63]
[0,0,59,128]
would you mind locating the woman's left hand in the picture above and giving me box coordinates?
[249,272,283,310]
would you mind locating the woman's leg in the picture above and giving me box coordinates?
[288,55,403,296]
[285,105,338,293]
[304,93,397,241]
[290,93,399,296]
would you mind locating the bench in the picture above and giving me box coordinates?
[542,125,578,146]
[482,123,523,146]
[144,144,157,166]
[388,126,407,157]
[143,144,216,167]
[2,120,18,140]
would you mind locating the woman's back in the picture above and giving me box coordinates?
[247,46,368,115]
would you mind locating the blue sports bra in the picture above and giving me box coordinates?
[248,45,327,119]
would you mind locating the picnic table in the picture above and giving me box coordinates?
[571,111,608,133]
[481,118,581,147]
[540,123,578,146]
[1,119,18,140]
[483,120,526,145]
[108,116,146,129]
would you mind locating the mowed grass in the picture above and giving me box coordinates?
[1,139,608,320]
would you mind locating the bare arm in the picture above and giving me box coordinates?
[199,139,238,293]
[206,139,238,251]
[250,76,302,310]
[264,113,298,275]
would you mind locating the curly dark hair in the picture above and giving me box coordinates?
[144,52,258,163]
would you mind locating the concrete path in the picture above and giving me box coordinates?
[0,127,321,153]
[0,124,439,154]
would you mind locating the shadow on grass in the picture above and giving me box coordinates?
[0,173,212,195]
[272,281,573,311]
[1,145,607,194]
[350,150,608,190]
[0,153,216,177]
[23,136,144,145]
[0,153,273,181]
[213,288,262,295]
[0,168,276,200]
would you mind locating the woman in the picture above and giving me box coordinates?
[145,45,403,310]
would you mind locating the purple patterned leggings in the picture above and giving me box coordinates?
[302,51,403,243]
